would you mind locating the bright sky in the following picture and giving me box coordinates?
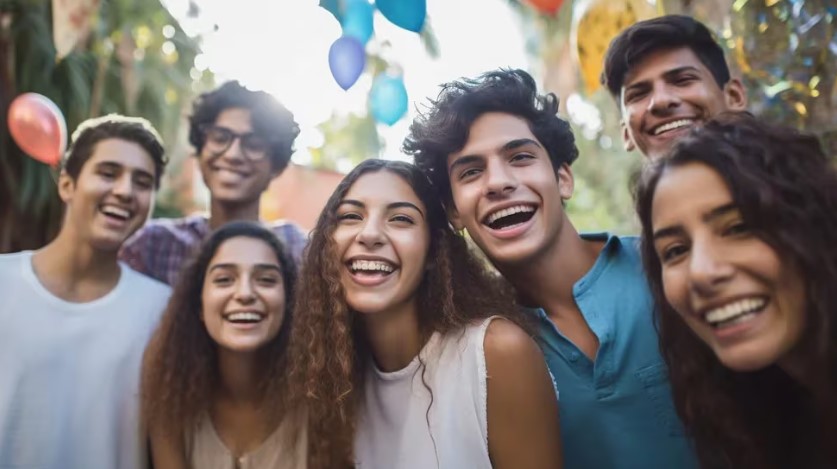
[162,0,532,170]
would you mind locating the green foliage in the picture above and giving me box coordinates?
[0,0,204,252]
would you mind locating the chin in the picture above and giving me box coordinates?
[716,350,778,373]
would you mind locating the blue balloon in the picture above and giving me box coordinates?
[329,36,366,90]
[376,0,426,33]
[342,0,374,44]
[370,74,408,125]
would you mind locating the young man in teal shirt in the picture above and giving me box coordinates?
[404,69,698,468]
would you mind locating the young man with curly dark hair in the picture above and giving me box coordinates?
[601,15,747,160]
[120,81,307,285]
[404,69,698,468]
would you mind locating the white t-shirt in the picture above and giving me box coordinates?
[354,317,499,469]
[0,251,171,469]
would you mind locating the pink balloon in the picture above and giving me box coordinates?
[8,93,68,166]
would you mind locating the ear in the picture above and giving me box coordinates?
[57,170,75,204]
[723,78,748,111]
[621,120,636,152]
[446,203,465,232]
[556,163,574,201]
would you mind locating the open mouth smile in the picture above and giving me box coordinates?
[650,118,696,136]
[345,258,398,286]
[482,204,536,231]
[701,296,767,329]
[223,311,266,325]
[99,204,133,223]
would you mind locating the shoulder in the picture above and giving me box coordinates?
[121,266,172,299]
[266,220,308,239]
[482,318,543,365]
[0,252,27,281]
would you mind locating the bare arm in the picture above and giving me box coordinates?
[485,319,563,469]
[148,424,189,469]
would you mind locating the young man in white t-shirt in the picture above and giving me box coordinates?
[0,114,172,469]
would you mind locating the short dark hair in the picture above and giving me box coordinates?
[602,15,731,98]
[63,114,167,188]
[634,112,837,467]
[188,81,300,173]
[404,68,578,205]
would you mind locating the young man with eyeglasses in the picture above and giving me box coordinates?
[120,81,307,285]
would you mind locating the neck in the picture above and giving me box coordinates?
[362,300,423,373]
[217,349,264,404]
[208,198,261,230]
[32,228,121,302]
[498,223,602,316]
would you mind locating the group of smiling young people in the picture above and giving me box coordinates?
[1,14,834,469]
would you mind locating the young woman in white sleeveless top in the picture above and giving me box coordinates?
[142,222,306,468]
[286,160,562,469]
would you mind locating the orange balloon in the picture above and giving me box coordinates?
[7,93,68,166]
[525,0,565,15]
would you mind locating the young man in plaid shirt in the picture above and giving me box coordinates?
[120,81,307,285]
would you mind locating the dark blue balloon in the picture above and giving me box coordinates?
[370,74,408,125]
[342,0,374,44]
[329,36,366,90]
[376,0,426,33]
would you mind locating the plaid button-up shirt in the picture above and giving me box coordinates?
[119,215,308,286]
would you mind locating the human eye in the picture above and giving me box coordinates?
[722,220,750,237]
[97,166,118,179]
[211,273,234,285]
[242,134,268,153]
[337,212,362,223]
[256,273,280,285]
[624,88,647,103]
[458,167,481,181]
[390,214,415,225]
[207,127,232,145]
[659,243,689,263]
[510,152,535,163]
[134,174,154,190]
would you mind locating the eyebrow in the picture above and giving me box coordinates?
[652,203,738,241]
[208,263,282,273]
[625,66,703,92]
[339,199,425,218]
[96,161,155,180]
[448,138,543,177]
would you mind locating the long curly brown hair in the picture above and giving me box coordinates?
[286,159,530,468]
[634,112,837,468]
[141,221,297,437]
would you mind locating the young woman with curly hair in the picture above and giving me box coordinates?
[635,112,837,468]
[286,159,562,469]
[142,221,305,468]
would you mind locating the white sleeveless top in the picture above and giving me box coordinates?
[354,317,498,469]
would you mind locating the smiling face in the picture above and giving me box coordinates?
[198,107,274,206]
[446,112,572,268]
[651,162,807,371]
[620,47,747,160]
[201,236,287,353]
[59,138,156,252]
[332,171,430,316]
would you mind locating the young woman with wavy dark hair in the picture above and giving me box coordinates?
[286,159,562,469]
[141,221,305,468]
[635,112,837,468]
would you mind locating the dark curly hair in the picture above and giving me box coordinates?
[634,112,837,468]
[188,81,300,173]
[602,15,731,99]
[142,221,297,437]
[403,68,578,205]
[285,159,531,468]
[64,114,167,188]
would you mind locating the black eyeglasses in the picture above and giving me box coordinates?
[200,124,271,161]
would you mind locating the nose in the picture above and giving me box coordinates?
[688,239,734,297]
[648,83,681,115]
[111,174,134,200]
[356,217,385,249]
[483,158,517,198]
[234,276,256,303]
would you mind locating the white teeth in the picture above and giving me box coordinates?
[485,205,535,225]
[101,205,130,219]
[350,260,394,273]
[227,312,263,322]
[653,119,694,135]
[705,298,766,326]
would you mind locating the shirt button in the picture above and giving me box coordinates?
[569,352,580,362]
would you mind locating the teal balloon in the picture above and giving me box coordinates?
[376,0,425,33]
[319,0,342,22]
[370,74,408,125]
[342,0,374,44]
